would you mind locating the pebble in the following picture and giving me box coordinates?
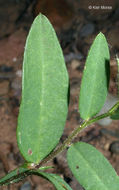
[109,141,119,154]
[16,70,22,77]
[80,23,95,37]
[11,78,21,97]
[20,181,32,190]
[100,128,119,139]
[64,52,83,62]
[71,59,81,70]
[11,78,21,91]
[12,57,17,62]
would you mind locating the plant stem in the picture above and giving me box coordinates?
[35,101,119,169]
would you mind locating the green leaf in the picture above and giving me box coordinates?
[111,107,119,120]
[67,142,119,190]
[32,171,72,190]
[17,14,69,163]
[0,164,29,186]
[79,32,110,120]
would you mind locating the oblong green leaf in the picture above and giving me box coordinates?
[17,14,69,163]
[0,164,29,186]
[67,142,119,190]
[33,171,72,190]
[79,32,110,119]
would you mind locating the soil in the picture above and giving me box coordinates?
[0,1,119,190]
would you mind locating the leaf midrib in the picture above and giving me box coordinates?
[72,146,111,190]
[86,37,104,118]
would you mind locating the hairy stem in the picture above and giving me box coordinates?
[34,101,119,169]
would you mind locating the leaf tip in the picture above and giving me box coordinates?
[97,32,106,39]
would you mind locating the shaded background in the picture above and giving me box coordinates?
[0,0,119,189]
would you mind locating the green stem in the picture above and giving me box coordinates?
[35,101,119,169]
